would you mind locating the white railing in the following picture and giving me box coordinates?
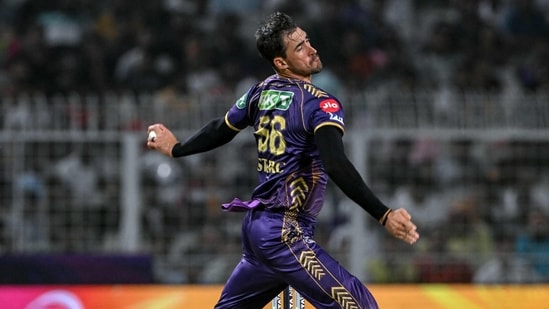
[2,91,549,133]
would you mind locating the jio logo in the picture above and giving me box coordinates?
[320,99,340,113]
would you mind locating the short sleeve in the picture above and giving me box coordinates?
[225,90,252,131]
[310,97,345,134]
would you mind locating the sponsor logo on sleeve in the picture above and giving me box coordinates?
[235,93,248,109]
[328,112,344,124]
[319,99,340,113]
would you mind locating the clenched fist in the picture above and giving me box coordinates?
[147,123,179,157]
[384,208,419,245]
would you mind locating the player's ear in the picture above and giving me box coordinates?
[273,57,288,70]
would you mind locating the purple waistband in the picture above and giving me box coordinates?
[221,198,261,212]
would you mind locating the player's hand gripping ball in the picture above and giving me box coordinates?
[148,130,157,142]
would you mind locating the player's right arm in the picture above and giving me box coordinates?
[147,118,239,158]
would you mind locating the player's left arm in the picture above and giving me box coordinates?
[147,117,239,158]
[315,125,419,244]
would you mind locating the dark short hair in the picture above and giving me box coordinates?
[255,12,297,65]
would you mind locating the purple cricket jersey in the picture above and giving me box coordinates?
[223,74,345,218]
[215,75,379,309]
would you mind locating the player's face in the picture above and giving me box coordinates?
[278,27,323,81]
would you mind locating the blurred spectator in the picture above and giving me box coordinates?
[35,0,90,47]
[477,0,506,27]
[413,232,474,283]
[453,56,502,93]
[3,24,51,93]
[2,95,32,130]
[433,140,478,186]
[114,27,174,92]
[50,47,88,93]
[209,14,258,94]
[388,139,450,231]
[445,195,495,266]
[414,195,495,283]
[502,0,549,53]
[51,143,105,250]
[79,33,110,92]
[514,42,549,92]
[419,18,463,89]
[196,224,240,284]
[531,176,549,215]
[474,233,539,283]
[45,174,72,252]
[15,94,53,130]
[8,151,49,252]
[373,138,414,190]
[387,175,448,232]
[179,34,222,95]
[208,0,262,16]
[0,0,547,94]
[514,207,549,282]
[367,228,416,283]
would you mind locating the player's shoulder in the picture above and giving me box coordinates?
[301,82,333,100]
[299,82,342,111]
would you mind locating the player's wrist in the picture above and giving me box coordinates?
[379,208,393,226]
[171,142,182,157]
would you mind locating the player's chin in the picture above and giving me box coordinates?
[312,57,322,67]
[310,64,323,75]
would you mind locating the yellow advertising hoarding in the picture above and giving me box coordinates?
[0,284,546,308]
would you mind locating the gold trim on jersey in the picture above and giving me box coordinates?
[314,122,345,134]
[303,84,329,98]
[224,113,242,132]
[289,177,309,212]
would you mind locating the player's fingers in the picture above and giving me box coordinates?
[147,130,156,142]
[146,138,156,149]
[406,222,417,233]
[403,225,419,244]
[408,232,419,244]
[390,216,419,244]
[146,128,160,148]
[147,123,165,133]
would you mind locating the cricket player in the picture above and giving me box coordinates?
[147,11,419,309]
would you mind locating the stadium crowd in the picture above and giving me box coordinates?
[1,0,549,284]
[0,0,549,96]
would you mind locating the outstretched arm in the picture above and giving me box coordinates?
[147,117,239,157]
[314,125,419,244]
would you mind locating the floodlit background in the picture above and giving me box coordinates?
[1,0,549,290]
